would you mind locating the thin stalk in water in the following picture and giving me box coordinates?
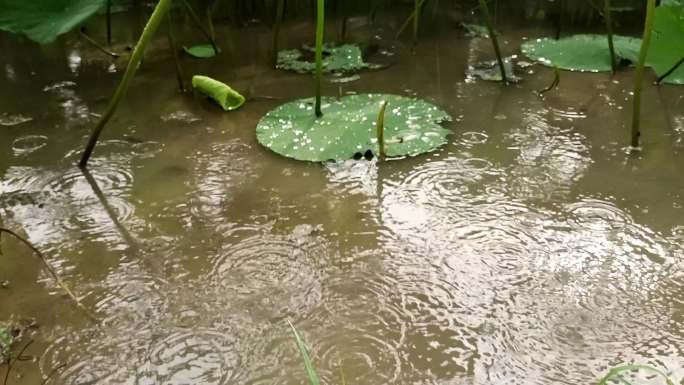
[80,0,173,168]
[631,0,656,148]
[288,321,321,385]
[272,0,286,66]
[376,101,388,160]
[478,0,507,83]
[656,56,684,84]
[180,0,219,55]
[207,2,216,42]
[538,66,560,95]
[0,228,97,321]
[604,0,617,73]
[395,0,425,40]
[167,11,186,92]
[106,0,112,45]
[413,0,421,44]
[314,0,325,118]
[79,28,120,57]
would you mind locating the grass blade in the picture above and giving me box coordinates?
[288,321,321,385]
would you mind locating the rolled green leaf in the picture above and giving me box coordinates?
[192,75,245,111]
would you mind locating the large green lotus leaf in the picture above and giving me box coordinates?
[648,2,684,84]
[277,44,374,74]
[192,75,245,111]
[256,94,452,162]
[522,34,642,72]
[0,0,106,44]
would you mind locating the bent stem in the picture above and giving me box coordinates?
[166,11,186,92]
[272,0,286,66]
[180,0,219,55]
[631,0,656,148]
[0,228,97,322]
[79,0,173,168]
[478,0,507,84]
[395,0,425,40]
[538,66,560,95]
[315,0,325,118]
[376,101,388,160]
[603,0,617,73]
[656,56,684,84]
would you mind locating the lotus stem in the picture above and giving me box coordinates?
[207,3,216,42]
[478,0,507,83]
[80,0,173,168]
[538,66,560,95]
[0,228,98,321]
[631,0,656,149]
[656,56,684,84]
[79,28,120,58]
[376,101,388,160]
[272,0,286,66]
[166,11,186,92]
[604,0,617,73]
[395,0,425,40]
[106,0,112,45]
[180,0,219,55]
[413,0,421,44]
[314,0,325,118]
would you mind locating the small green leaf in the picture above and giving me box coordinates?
[0,326,13,361]
[256,94,451,162]
[183,44,219,58]
[288,321,321,385]
[597,365,675,385]
[192,75,245,111]
[522,34,642,72]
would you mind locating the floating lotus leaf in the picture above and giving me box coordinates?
[521,34,641,72]
[184,44,219,58]
[256,94,452,162]
[649,1,684,84]
[192,75,245,111]
[277,44,375,74]
[0,0,107,44]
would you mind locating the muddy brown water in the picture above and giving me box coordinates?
[1,11,684,385]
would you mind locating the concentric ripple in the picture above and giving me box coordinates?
[11,135,48,156]
[141,329,240,385]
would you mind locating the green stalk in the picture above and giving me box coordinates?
[604,0,617,73]
[166,11,186,92]
[79,0,173,168]
[630,0,656,148]
[106,0,112,45]
[288,321,321,385]
[478,0,507,83]
[314,0,325,118]
[395,0,425,40]
[180,0,219,55]
[272,0,286,66]
[413,0,421,44]
[376,101,388,160]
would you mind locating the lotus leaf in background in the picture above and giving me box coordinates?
[256,94,451,162]
[277,44,377,74]
[192,75,245,111]
[0,0,107,44]
[184,44,219,58]
[648,0,684,84]
[522,34,641,72]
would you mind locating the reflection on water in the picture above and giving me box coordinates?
[1,12,684,385]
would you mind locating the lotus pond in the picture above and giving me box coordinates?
[1,1,684,385]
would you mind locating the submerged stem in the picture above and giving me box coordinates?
[538,66,560,95]
[79,0,173,168]
[478,0,507,84]
[376,101,388,160]
[631,0,656,148]
[604,0,617,73]
[272,0,286,66]
[413,0,421,44]
[315,0,325,118]
[0,228,97,321]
